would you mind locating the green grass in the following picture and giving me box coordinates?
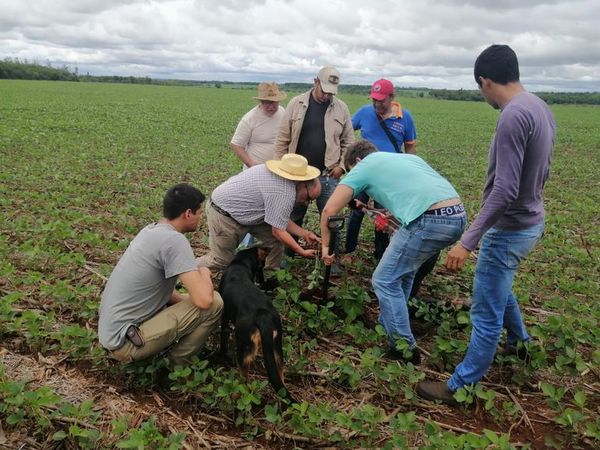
[1,80,599,449]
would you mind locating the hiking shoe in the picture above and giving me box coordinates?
[197,347,216,360]
[416,381,459,407]
[330,263,342,278]
[155,366,173,389]
[384,346,421,365]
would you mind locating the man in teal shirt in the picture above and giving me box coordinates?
[320,141,466,362]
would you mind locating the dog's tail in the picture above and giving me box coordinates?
[256,311,295,403]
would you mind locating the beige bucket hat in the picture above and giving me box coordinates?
[266,154,320,181]
[253,82,287,102]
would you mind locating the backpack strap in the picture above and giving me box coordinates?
[377,112,402,153]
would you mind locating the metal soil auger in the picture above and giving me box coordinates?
[322,215,345,302]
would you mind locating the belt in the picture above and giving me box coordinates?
[210,199,232,218]
[425,203,465,216]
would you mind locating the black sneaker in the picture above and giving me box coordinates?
[155,366,173,389]
[383,346,421,365]
[197,347,216,360]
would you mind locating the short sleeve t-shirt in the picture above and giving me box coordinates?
[341,152,459,225]
[296,95,329,171]
[98,223,198,350]
[230,105,285,169]
[352,103,417,153]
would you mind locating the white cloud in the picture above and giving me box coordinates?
[1,0,599,91]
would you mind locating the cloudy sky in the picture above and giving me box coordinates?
[1,0,599,91]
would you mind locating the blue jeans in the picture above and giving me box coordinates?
[287,175,340,256]
[346,192,440,297]
[372,212,466,348]
[448,222,544,391]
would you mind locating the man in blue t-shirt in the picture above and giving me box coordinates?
[320,141,467,364]
[352,78,417,155]
[417,45,556,406]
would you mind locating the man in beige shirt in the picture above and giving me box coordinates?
[230,82,287,169]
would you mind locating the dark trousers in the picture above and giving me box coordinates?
[344,192,389,260]
[286,174,341,257]
[410,252,439,298]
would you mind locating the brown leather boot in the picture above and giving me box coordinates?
[416,381,459,407]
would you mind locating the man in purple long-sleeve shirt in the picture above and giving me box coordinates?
[417,44,556,406]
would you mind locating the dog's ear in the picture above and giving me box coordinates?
[257,247,270,263]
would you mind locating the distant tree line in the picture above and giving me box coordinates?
[81,75,154,84]
[0,58,79,81]
[429,89,482,102]
[429,88,600,105]
[2,59,599,104]
[532,91,600,105]
[281,83,429,98]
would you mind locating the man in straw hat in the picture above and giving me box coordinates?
[230,82,287,169]
[274,66,354,267]
[196,154,322,272]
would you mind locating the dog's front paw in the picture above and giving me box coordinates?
[260,277,280,292]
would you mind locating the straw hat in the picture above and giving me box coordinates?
[253,82,287,102]
[266,154,320,181]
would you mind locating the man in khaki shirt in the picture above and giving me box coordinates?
[274,66,354,261]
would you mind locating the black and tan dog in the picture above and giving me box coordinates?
[218,247,294,401]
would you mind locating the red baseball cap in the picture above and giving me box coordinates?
[369,79,394,101]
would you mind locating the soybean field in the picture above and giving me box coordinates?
[0,80,599,449]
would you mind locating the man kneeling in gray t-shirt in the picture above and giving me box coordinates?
[98,184,223,366]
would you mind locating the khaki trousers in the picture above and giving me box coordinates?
[110,292,223,366]
[196,200,284,271]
